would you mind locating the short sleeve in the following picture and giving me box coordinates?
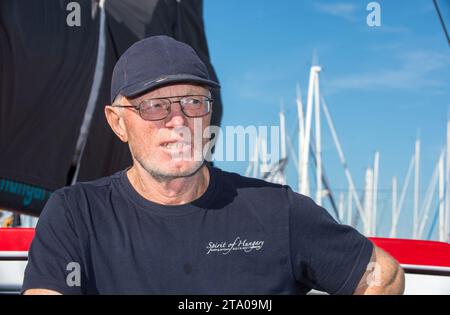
[288,189,373,295]
[22,190,85,294]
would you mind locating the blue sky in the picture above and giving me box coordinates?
[203,0,450,239]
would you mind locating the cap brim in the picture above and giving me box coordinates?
[120,74,220,99]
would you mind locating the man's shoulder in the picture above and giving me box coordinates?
[34,171,131,239]
[214,166,283,188]
[213,166,315,207]
[53,170,123,203]
[213,166,299,200]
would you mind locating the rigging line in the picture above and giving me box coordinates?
[426,179,447,240]
[433,0,450,46]
[427,203,440,240]
[321,96,367,227]
[309,134,340,221]
[71,0,107,185]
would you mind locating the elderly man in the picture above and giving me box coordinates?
[23,36,404,295]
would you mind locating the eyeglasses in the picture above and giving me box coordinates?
[112,94,213,121]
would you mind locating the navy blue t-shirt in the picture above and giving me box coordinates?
[22,166,373,294]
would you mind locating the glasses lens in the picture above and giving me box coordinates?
[139,99,170,120]
[180,96,211,117]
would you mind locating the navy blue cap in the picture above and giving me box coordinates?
[110,35,220,103]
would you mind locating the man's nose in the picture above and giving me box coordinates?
[165,102,187,127]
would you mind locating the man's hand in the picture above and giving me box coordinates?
[353,245,405,295]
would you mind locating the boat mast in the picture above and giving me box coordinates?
[280,100,287,162]
[439,151,445,241]
[300,66,321,196]
[391,176,398,237]
[414,138,421,239]
[446,120,450,242]
[296,83,305,193]
[338,192,345,222]
[314,71,323,206]
[347,183,353,226]
[373,152,380,235]
[364,167,374,236]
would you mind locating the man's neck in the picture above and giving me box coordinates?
[126,164,210,205]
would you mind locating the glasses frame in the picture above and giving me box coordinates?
[112,94,213,121]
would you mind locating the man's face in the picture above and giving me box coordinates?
[119,84,212,180]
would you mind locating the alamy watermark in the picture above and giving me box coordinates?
[366,2,381,27]
[366,262,382,287]
[160,120,281,165]
[66,2,81,27]
[66,262,81,287]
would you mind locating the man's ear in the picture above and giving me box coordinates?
[104,105,128,142]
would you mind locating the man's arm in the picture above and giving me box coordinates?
[21,191,84,295]
[353,245,405,295]
[23,289,62,295]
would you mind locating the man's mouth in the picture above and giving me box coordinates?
[159,139,192,152]
[161,142,190,149]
